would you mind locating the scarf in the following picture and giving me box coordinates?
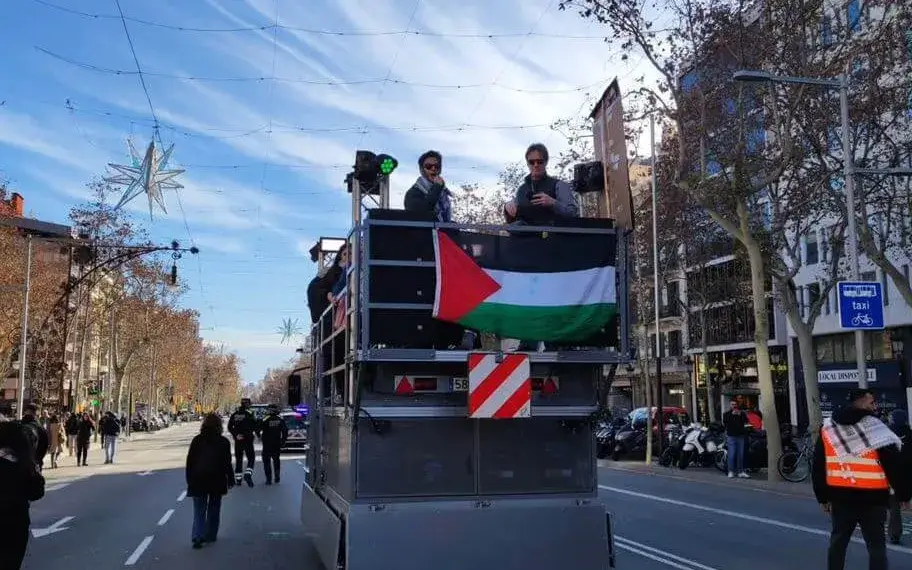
[822,415,902,458]
[414,176,452,222]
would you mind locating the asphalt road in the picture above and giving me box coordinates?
[599,463,912,570]
[22,425,912,570]
[23,421,318,570]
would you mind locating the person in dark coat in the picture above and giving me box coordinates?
[888,409,912,544]
[75,413,94,466]
[0,420,46,570]
[186,413,234,549]
[403,150,452,222]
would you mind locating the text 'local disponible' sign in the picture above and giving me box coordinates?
[817,368,877,384]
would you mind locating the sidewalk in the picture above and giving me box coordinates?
[599,459,815,498]
[43,422,198,483]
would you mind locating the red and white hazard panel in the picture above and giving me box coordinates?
[467,353,531,419]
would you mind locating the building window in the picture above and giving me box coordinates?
[904,265,910,284]
[861,271,876,283]
[821,16,834,47]
[806,232,819,265]
[816,337,835,363]
[808,283,822,312]
[797,286,805,317]
[825,287,831,315]
[847,0,862,34]
[666,330,683,357]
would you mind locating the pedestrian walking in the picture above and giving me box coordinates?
[723,399,750,479]
[46,414,62,469]
[19,404,48,472]
[0,420,46,570]
[812,388,911,570]
[75,413,95,466]
[65,412,79,457]
[185,413,234,549]
[100,411,121,464]
[887,409,912,544]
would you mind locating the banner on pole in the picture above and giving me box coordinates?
[590,78,634,230]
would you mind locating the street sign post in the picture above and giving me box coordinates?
[838,281,884,330]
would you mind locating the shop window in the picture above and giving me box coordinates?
[815,337,835,364]
[841,334,856,362]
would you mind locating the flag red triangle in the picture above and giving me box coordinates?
[395,376,413,395]
[433,230,501,322]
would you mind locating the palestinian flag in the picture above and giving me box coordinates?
[432,229,617,342]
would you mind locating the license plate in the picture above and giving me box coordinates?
[451,377,468,392]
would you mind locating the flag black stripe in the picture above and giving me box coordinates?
[443,229,616,273]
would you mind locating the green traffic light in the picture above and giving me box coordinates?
[380,158,396,175]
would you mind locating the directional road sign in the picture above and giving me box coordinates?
[837,281,884,330]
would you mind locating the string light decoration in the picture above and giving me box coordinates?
[104,136,185,219]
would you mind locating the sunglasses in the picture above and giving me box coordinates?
[527,159,545,166]
[423,162,440,170]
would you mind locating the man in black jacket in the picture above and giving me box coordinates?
[259,405,288,485]
[812,389,910,570]
[227,398,259,488]
[502,143,579,226]
[99,411,121,464]
[20,404,48,471]
[722,400,750,479]
[404,150,451,222]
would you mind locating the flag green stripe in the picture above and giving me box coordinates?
[458,302,617,342]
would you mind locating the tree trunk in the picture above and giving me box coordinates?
[792,315,822,439]
[73,304,92,411]
[745,239,783,481]
[643,355,654,464]
[701,310,715,422]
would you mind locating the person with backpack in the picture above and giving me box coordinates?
[0,419,46,569]
[20,404,48,471]
[185,413,234,549]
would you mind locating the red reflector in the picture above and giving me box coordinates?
[413,377,438,391]
[395,377,414,395]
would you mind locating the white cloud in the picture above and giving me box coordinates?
[0,109,106,172]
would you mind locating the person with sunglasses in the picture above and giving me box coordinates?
[503,143,578,225]
[404,150,452,222]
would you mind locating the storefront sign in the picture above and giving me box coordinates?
[817,368,877,384]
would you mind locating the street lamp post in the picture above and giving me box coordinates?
[16,235,33,419]
[733,68,912,388]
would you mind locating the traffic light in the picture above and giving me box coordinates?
[351,150,398,190]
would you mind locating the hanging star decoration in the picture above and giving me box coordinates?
[104,137,185,219]
[278,318,303,344]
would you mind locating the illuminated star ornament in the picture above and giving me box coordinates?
[105,137,185,219]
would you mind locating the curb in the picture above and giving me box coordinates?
[599,460,814,498]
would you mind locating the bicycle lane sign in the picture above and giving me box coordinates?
[838,281,885,330]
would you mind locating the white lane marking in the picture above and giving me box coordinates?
[124,536,154,566]
[615,536,718,570]
[45,483,70,492]
[137,470,153,476]
[157,509,174,526]
[31,516,74,538]
[599,485,912,555]
[177,490,187,502]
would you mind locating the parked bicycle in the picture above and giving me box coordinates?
[777,432,813,482]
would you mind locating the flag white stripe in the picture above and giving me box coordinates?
[473,358,530,418]
[483,266,616,308]
[469,355,498,392]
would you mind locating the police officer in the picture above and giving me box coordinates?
[260,404,288,485]
[227,398,259,487]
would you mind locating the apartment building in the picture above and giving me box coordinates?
[786,0,912,424]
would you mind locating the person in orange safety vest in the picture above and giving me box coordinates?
[812,388,910,570]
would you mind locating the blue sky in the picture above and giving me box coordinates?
[0,0,644,383]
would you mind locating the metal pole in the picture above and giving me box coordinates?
[839,72,867,388]
[650,115,664,454]
[16,235,33,419]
